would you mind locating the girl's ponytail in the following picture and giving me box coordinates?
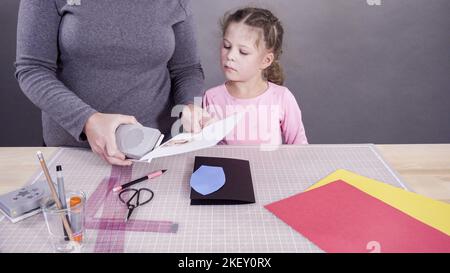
[264,60,284,85]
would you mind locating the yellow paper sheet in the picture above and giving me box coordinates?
[307,169,450,236]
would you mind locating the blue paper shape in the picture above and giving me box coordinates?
[190,165,226,195]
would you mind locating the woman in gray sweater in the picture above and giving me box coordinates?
[15,0,210,165]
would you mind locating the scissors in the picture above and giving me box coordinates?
[118,188,154,222]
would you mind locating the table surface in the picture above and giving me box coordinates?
[1,144,449,253]
[1,144,449,203]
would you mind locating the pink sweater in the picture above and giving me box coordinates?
[203,82,308,145]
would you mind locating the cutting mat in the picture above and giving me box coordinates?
[0,144,408,252]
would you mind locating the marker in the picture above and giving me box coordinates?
[56,165,69,241]
[69,196,83,243]
[112,169,167,192]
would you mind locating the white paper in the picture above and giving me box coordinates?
[138,112,244,162]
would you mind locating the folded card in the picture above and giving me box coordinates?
[190,156,255,205]
[139,112,244,162]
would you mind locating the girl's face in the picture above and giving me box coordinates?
[221,22,274,83]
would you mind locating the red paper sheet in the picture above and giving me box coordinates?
[265,180,450,253]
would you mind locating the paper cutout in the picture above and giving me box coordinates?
[307,169,450,236]
[265,180,450,253]
[139,112,244,162]
[190,165,226,195]
[190,157,255,205]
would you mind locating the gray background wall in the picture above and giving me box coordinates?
[1,0,449,146]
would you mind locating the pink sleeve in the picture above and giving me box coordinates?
[280,90,308,144]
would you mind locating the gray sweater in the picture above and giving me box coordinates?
[15,0,204,147]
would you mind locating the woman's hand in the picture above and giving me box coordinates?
[84,113,139,166]
[181,104,217,133]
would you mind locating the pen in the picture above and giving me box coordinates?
[36,151,74,241]
[112,169,167,192]
[56,165,68,208]
[56,165,69,241]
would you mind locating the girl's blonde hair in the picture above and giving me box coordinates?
[221,7,284,85]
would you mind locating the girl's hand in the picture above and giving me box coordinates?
[84,113,139,166]
[181,104,216,133]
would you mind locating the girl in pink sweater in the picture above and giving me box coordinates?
[203,7,308,145]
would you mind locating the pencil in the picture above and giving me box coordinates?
[112,169,167,192]
[36,151,74,241]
